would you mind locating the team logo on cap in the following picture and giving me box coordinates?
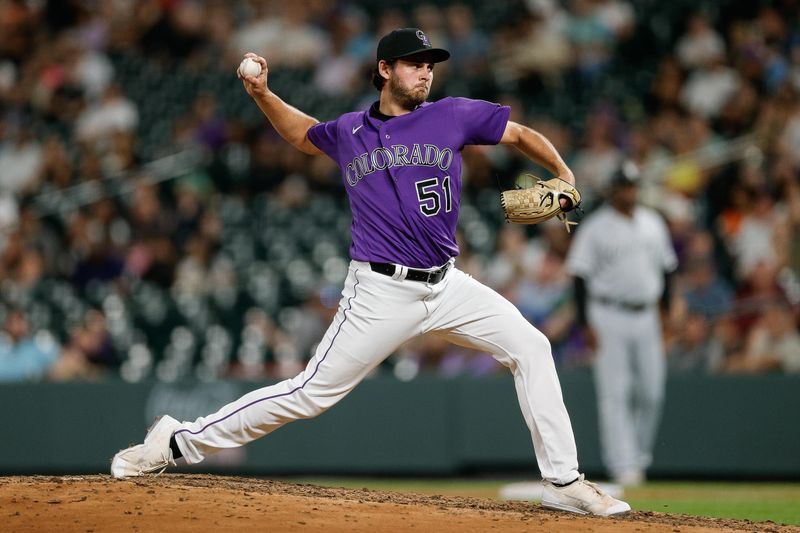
[416,30,430,47]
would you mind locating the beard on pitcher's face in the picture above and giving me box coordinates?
[388,73,430,110]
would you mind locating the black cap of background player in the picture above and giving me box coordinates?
[609,160,641,188]
[376,28,450,63]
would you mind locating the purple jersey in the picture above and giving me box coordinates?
[307,97,510,268]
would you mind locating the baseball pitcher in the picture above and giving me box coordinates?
[111,28,629,516]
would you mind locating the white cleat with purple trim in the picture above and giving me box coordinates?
[111,415,181,479]
[541,474,631,516]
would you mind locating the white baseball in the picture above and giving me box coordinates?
[238,57,261,78]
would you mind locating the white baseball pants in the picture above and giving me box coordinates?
[588,301,665,478]
[173,261,580,483]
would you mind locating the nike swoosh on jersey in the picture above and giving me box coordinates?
[352,125,363,134]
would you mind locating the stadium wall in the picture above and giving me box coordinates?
[2,370,798,478]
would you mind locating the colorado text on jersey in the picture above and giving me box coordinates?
[345,143,454,186]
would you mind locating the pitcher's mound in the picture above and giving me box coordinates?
[1,474,794,532]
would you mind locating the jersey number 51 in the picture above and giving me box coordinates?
[415,176,453,217]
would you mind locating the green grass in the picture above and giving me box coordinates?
[283,478,800,526]
[625,482,800,526]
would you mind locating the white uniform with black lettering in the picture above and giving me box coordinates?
[566,204,677,480]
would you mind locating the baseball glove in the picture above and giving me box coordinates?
[500,176,582,232]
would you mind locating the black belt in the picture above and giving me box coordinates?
[369,261,451,284]
[593,296,649,312]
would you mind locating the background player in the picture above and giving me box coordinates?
[111,28,629,516]
[566,161,678,487]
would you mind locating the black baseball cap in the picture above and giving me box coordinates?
[609,160,641,188]
[376,28,450,63]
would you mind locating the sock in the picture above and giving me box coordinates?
[552,476,580,487]
[169,435,183,460]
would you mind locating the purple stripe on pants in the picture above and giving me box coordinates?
[173,269,361,437]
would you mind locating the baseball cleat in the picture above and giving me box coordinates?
[541,474,631,516]
[111,415,181,479]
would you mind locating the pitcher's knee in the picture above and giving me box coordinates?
[526,326,552,354]
[504,327,553,367]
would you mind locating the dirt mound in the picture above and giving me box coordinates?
[1,474,796,532]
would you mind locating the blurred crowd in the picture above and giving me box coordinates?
[1,0,800,383]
